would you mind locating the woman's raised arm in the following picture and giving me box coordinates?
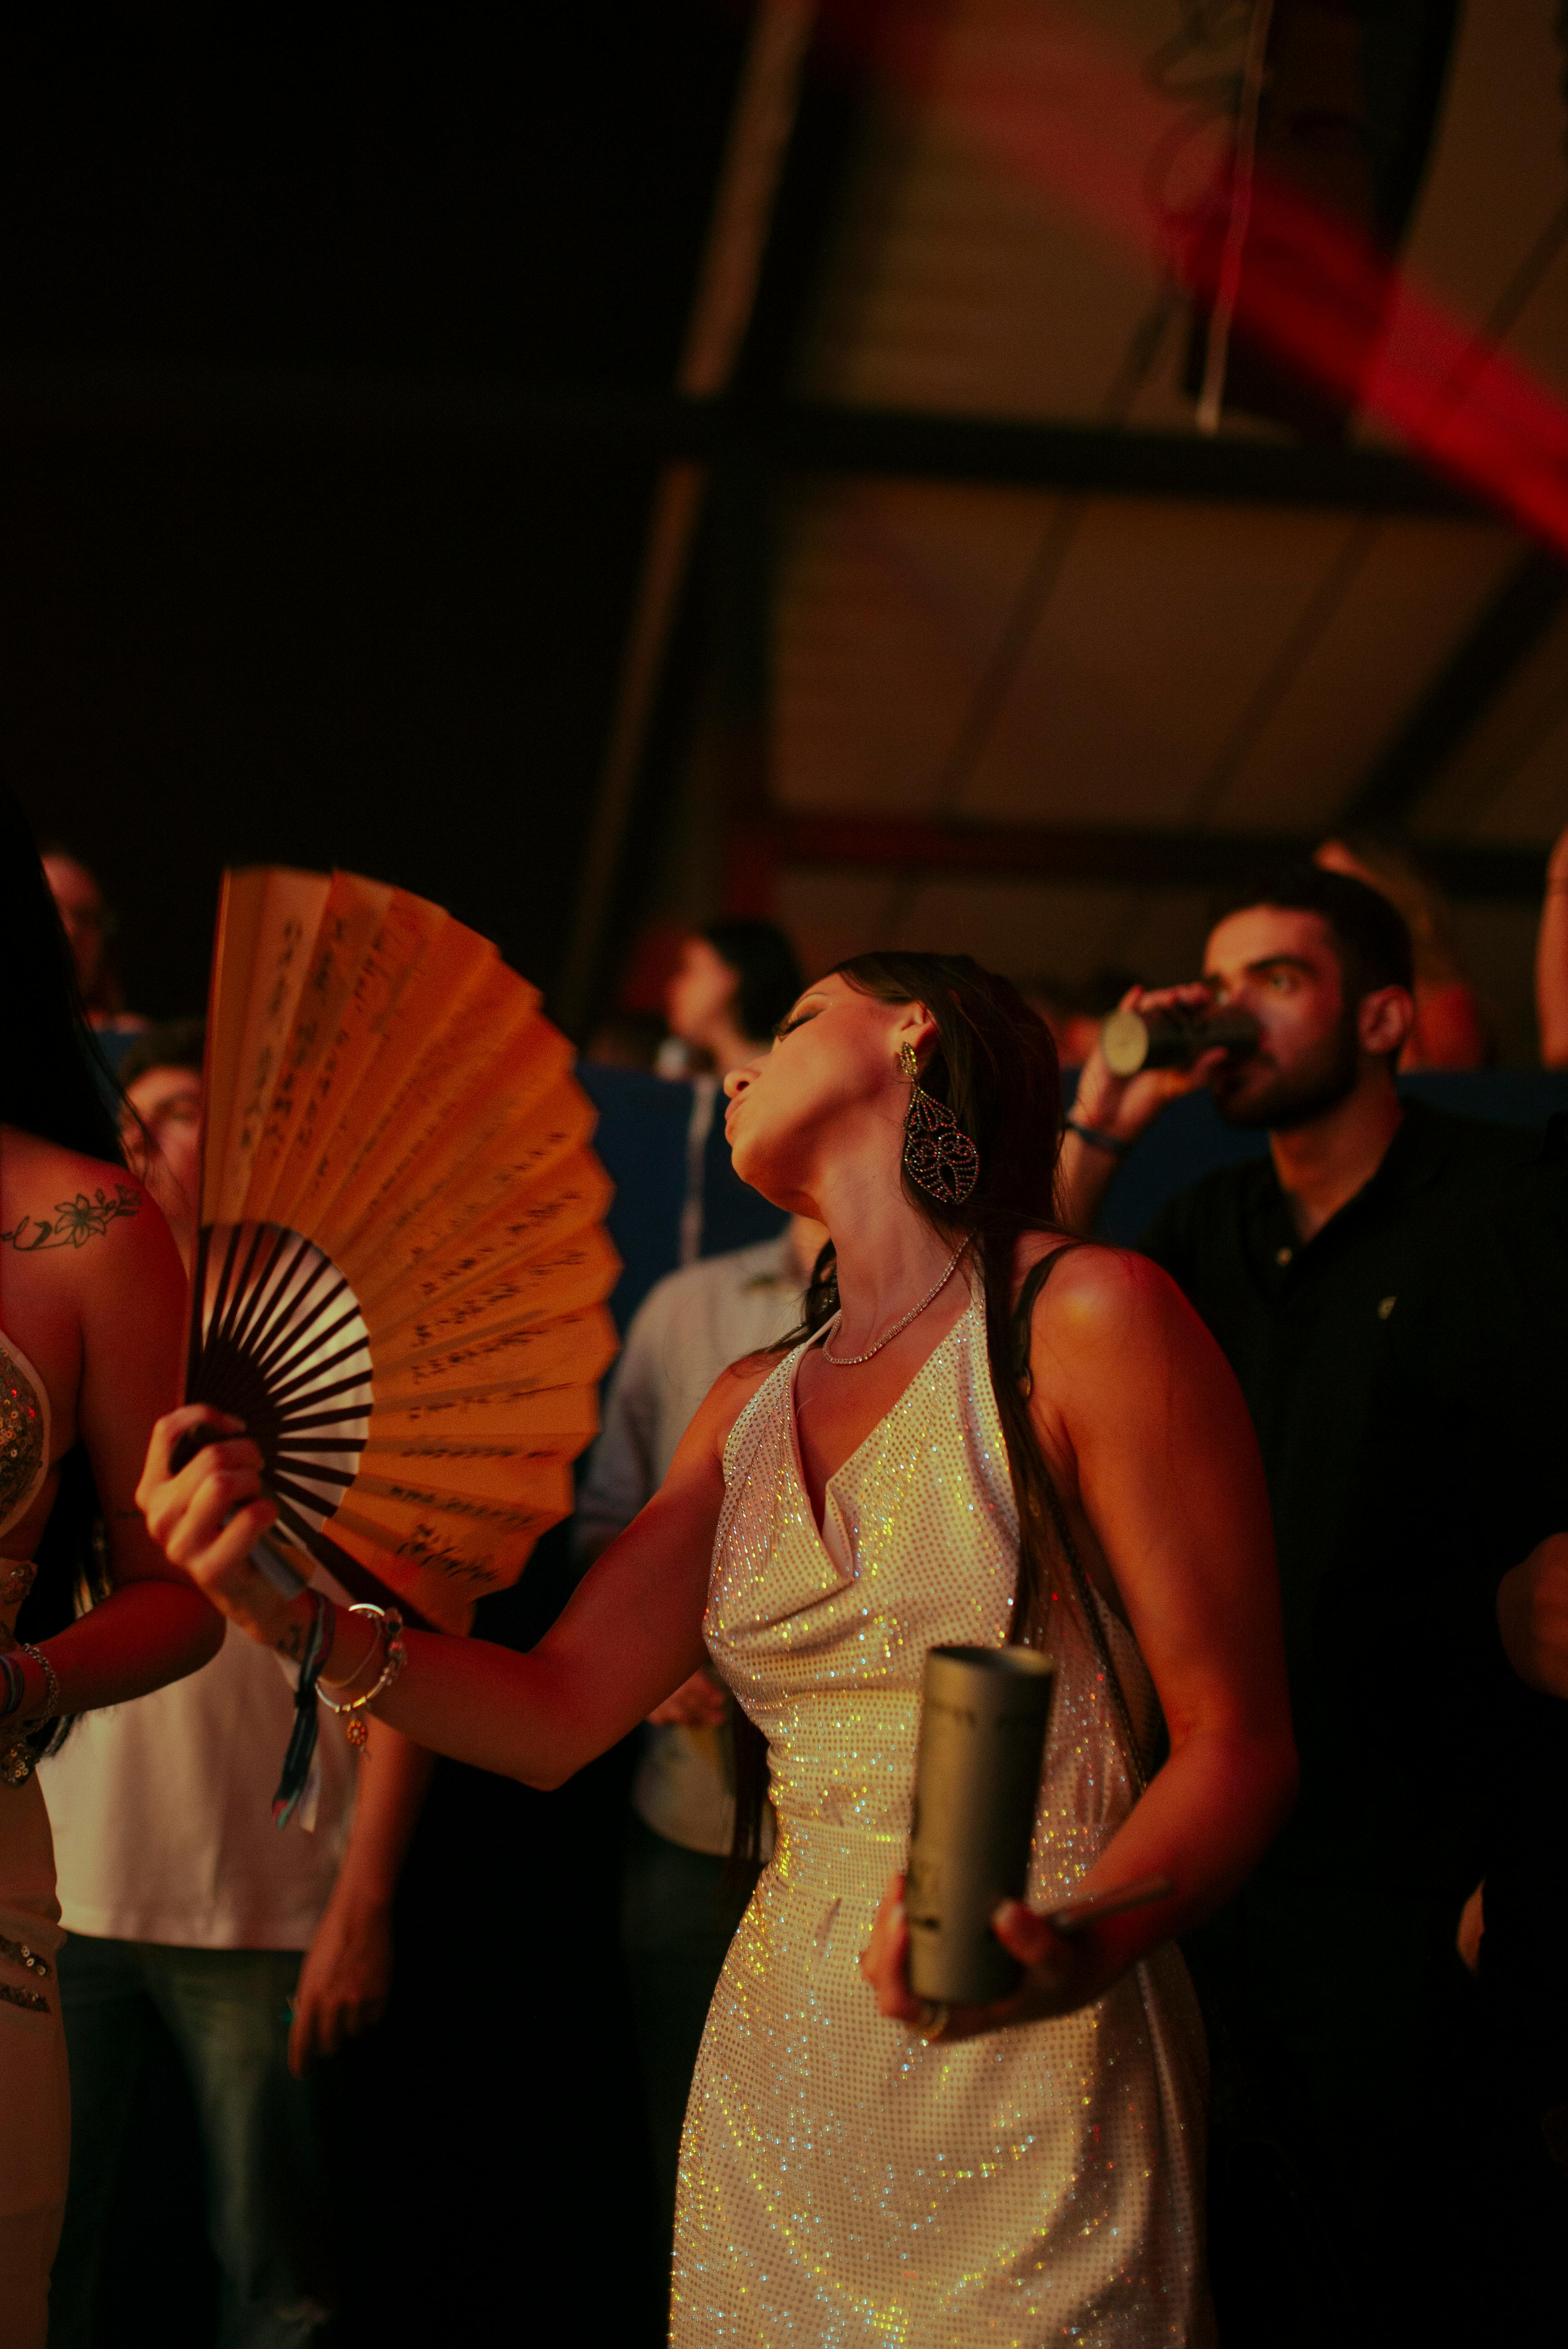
[137,1357,764,1789]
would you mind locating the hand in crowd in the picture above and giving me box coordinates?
[857,1873,1100,2042]
[1070,983,1230,1152]
[646,1667,728,1729]
[289,1889,393,2076]
[1496,1531,1568,1699]
[136,1404,290,1650]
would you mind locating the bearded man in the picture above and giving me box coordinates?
[1060,867,1536,2349]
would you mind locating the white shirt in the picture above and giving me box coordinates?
[40,1616,357,1951]
[575,1233,807,1856]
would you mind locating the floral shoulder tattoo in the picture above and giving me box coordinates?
[2,1185,140,1253]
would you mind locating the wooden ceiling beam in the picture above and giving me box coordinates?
[750,813,1545,903]
[0,365,1489,520]
[768,404,1486,516]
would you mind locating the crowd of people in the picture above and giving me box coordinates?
[3,787,1568,2347]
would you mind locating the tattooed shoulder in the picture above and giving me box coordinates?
[1,1184,141,1255]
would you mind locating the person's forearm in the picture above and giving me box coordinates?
[1062,1723,1297,1988]
[353,1627,589,1787]
[1537,830,1568,1066]
[14,1579,221,1720]
[305,1594,691,1789]
[136,1396,720,1784]
[1057,1130,1122,1236]
[571,1504,635,1571]
[329,1720,435,1910]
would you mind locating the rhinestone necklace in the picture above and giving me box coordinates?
[821,1243,967,1368]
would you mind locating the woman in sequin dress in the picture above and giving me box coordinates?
[0,792,222,2347]
[149,953,1296,2347]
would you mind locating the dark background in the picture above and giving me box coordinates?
[0,3,747,1016]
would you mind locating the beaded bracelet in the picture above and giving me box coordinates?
[319,1605,407,1749]
[14,1644,59,1722]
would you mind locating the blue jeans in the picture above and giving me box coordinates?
[48,1936,330,2349]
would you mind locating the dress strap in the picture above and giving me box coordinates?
[1009,1242,1086,1395]
[1005,1241,1149,1793]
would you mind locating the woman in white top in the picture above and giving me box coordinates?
[143,950,1296,2345]
[0,789,221,2347]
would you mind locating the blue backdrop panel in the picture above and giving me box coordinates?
[577,1063,787,1335]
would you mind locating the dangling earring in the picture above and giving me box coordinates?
[899,1043,979,1206]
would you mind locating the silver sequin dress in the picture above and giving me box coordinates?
[672,1288,1212,2347]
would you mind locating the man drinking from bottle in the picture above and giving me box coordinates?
[1058,865,1536,2349]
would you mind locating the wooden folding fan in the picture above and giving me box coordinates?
[184,867,619,1633]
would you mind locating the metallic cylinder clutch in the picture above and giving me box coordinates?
[905,1644,1057,2005]
[1099,1004,1260,1077]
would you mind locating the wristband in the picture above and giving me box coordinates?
[1064,1118,1132,1161]
[271,1592,336,1830]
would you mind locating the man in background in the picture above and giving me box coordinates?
[576,1214,826,2241]
[659,917,803,1086]
[119,1018,203,1263]
[656,919,803,1268]
[1059,866,1536,2348]
[42,1023,432,2349]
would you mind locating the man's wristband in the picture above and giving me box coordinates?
[1064,1117,1132,1161]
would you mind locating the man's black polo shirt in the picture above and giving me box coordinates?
[1140,1096,1538,1895]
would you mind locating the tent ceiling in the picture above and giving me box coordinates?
[772,483,1520,832]
[709,0,1568,1053]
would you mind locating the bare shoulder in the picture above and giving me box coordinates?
[1021,1236,1198,1364]
[675,1345,787,1470]
[715,1345,787,1424]
[2,1131,140,1248]
[0,1131,176,1285]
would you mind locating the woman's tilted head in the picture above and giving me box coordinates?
[723,950,1063,1240]
[838,952,1063,1239]
[722,969,930,1210]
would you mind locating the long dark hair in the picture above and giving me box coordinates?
[1,784,123,1749]
[729,950,1071,1866]
[2,789,123,1162]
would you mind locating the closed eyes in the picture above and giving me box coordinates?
[773,1008,819,1043]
